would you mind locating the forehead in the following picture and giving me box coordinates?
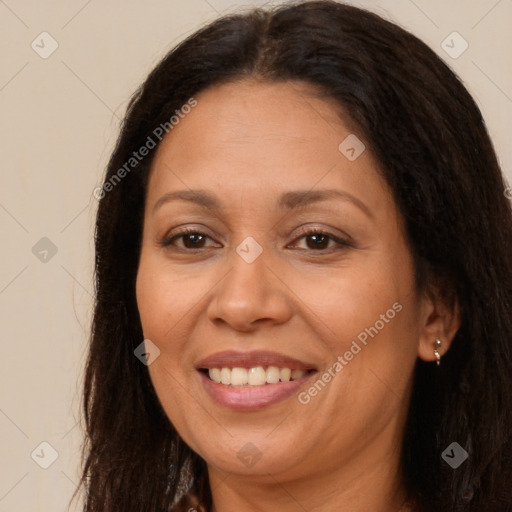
[146,79,391,214]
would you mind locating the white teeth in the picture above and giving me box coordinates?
[231,367,249,386]
[291,369,306,380]
[280,368,291,382]
[266,366,280,384]
[248,366,266,386]
[209,368,221,383]
[220,367,231,385]
[206,366,309,386]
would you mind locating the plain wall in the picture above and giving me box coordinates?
[0,1,510,510]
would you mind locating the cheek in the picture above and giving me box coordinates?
[136,254,204,343]
[298,246,420,395]
[293,260,408,348]
[300,264,418,439]
[135,256,205,441]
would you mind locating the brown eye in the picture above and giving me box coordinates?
[290,229,351,252]
[162,229,215,250]
[304,232,331,250]
[180,232,207,249]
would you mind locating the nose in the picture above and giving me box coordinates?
[206,241,293,332]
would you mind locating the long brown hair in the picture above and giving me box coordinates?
[71,2,512,511]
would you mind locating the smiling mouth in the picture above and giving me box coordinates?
[200,366,316,387]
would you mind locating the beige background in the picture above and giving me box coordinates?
[0,1,510,510]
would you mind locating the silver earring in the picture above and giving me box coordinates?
[433,338,442,366]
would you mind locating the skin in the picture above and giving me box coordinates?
[135,79,460,512]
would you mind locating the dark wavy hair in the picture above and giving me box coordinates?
[70,1,512,511]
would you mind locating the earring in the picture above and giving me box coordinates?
[433,338,442,366]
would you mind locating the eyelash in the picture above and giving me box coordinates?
[161,227,352,253]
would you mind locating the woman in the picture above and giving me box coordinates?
[73,1,512,511]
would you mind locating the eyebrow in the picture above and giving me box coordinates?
[152,188,373,218]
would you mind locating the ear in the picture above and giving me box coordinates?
[417,285,461,363]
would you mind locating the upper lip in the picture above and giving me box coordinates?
[196,350,317,371]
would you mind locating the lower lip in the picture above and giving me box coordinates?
[198,370,316,411]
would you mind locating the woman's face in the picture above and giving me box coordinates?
[136,80,433,484]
